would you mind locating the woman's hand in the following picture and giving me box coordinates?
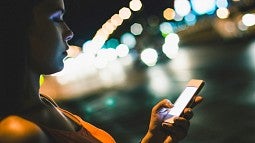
[141,96,203,143]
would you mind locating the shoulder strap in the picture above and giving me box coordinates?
[57,108,82,126]
[39,94,59,107]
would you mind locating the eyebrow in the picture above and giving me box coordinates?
[48,6,65,15]
[54,8,65,14]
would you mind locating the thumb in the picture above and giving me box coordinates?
[153,99,173,113]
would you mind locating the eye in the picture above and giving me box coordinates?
[50,11,64,23]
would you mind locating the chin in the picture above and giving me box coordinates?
[55,65,64,73]
[45,65,64,75]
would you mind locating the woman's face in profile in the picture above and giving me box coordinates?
[28,0,73,75]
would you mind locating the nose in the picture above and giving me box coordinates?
[65,30,74,41]
[63,23,74,41]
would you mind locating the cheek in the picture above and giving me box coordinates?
[41,24,61,46]
[32,24,62,54]
[29,28,61,71]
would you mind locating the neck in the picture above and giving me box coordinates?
[26,69,40,98]
[0,69,42,118]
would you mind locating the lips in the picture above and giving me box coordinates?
[62,51,69,61]
[62,45,69,57]
[63,51,68,56]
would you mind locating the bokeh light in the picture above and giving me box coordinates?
[184,13,197,26]
[116,44,130,58]
[216,0,229,8]
[242,13,255,27]
[120,32,137,49]
[119,7,132,20]
[163,8,176,21]
[111,14,123,26]
[129,0,142,11]
[162,43,179,59]
[130,23,143,35]
[174,0,191,17]
[159,22,174,36]
[165,33,180,44]
[140,48,158,66]
[216,7,230,19]
[191,0,216,15]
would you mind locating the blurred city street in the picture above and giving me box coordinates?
[40,0,255,142]
[51,37,255,143]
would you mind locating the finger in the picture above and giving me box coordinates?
[162,122,175,131]
[153,99,173,113]
[163,123,188,141]
[182,108,193,120]
[170,125,188,141]
[163,136,173,143]
[171,117,190,140]
[162,117,190,133]
[190,95,203,108]
[173,117,190,130]
[194,95,203,104]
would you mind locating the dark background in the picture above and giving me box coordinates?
[63,0,175,45]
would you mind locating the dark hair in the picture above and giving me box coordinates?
[0,0,41,117]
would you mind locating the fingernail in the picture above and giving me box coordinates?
[195,96,203,102]
[166,99,171,103]
[165,99,173,107]
[158,108,168,113]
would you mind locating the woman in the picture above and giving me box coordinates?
[0,0,203,142]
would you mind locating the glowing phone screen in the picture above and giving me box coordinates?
[169,87,197,116]
[163,79,204,124]
[164,86,198,123]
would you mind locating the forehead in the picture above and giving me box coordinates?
[35,0,65,13]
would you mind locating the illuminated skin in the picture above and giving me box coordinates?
[29,0,73,74]
[0,0,203,142]
[141,97,202,143]
[0,0,74,142]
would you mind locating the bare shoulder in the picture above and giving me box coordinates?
[0,115,50,143]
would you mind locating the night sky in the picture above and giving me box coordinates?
[64,0,174,46]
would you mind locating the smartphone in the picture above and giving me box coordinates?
[162,79,205,124]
